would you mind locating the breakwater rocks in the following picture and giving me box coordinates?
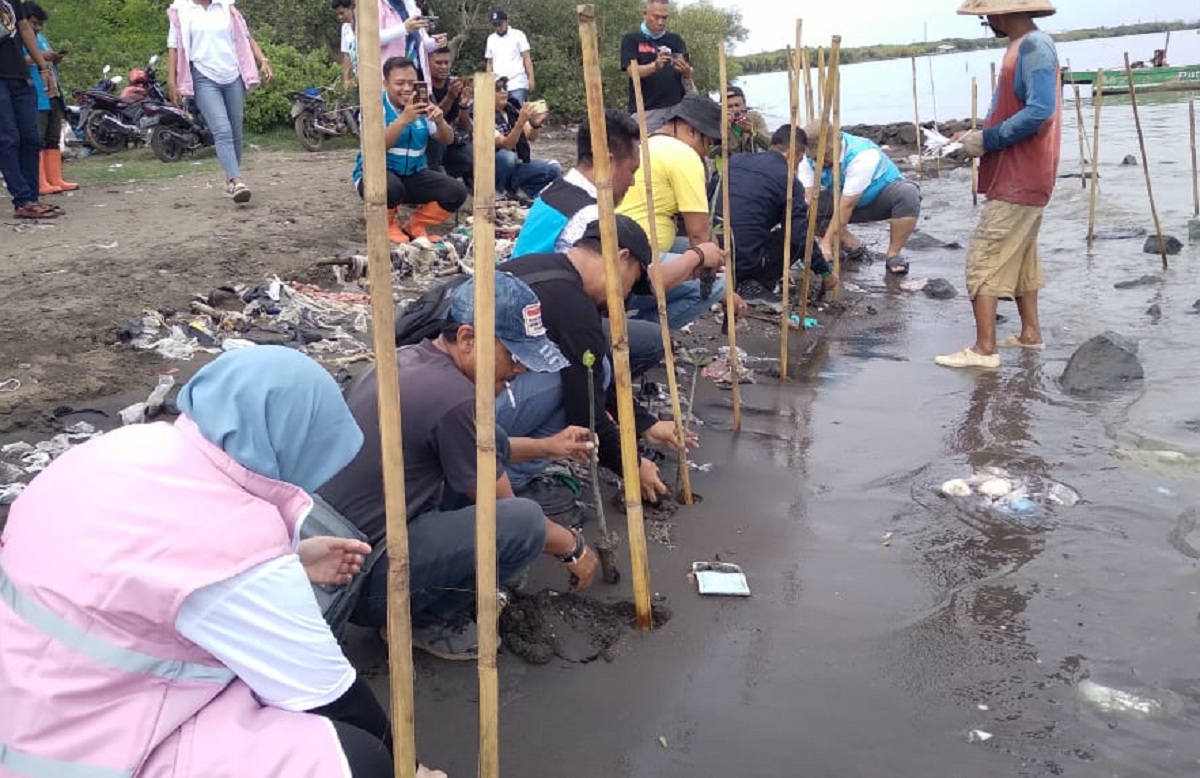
[841,119,974,169]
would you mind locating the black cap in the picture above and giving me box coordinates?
[579,216,655,296]
[665,94,723,142]
[491,9,507,22]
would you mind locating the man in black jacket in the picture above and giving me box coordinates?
[498,216,697,511]
[712,125,835,303]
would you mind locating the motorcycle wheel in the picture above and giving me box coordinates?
[150,127,186,163]
[294,113,326,152]
[83,111,125,154]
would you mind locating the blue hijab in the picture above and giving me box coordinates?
[177,346,363,493]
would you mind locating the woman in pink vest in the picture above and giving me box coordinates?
[0,346,448,778]
[166,0,273,204]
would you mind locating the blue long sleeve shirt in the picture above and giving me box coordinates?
[983,31,1058,153]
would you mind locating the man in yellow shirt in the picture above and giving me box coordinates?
[617,93,746,327]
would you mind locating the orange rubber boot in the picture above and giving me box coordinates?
[401,202,453,242]
[39,152,62,195]
[388,207,410,244]
[45,149,78,192]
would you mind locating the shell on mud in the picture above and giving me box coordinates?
[978,478,1013,498]
[941,478,973,498]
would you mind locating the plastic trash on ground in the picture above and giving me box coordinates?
[690,562,751,597]
[940,467,1080,516]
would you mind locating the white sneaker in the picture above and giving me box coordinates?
[935,347,1000,369]
[227,181,252,203]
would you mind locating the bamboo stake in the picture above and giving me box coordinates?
[718,42,742,431]
[577,4,653,629]
[469,71,500,778]
[970,77,978,206]
[1124,52,1168,269]
[1086,70,1105,252]
[830,59,842,297]
[927,56,940,176]
[1189,99,1198,218]
[779,26,802,369]
[910,57,922,181]
[791,36,840,369]
[1068,62,1087,188]
[989,61,996,94]
[630,60,693,505]
[816,47,826,108]
[802,47,814,125]
[354,2,415,776]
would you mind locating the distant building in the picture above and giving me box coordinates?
[935,44,957,54]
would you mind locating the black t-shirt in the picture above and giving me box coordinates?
[495,98,530,163]
[0,0,29,81]
[504,252,657,475]
[319,340,501,545]
[619,29,688,112]
[431,77,462,124]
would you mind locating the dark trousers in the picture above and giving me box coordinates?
[0,77,41,208]
[37,99,64,150]
[736,228,831,282]
[357,167,468,212]
[314,677,394,777]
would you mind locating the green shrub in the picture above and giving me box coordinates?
[243,40,342,134]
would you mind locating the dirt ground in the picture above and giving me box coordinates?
[0,131,576,434]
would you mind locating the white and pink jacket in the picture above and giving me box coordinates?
[378,0,439,87]
[0,416,347,778]
[167,0,261,98]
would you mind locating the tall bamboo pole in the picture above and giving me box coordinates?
[355,3,415,777]
[829,60,843,296]
[1067,62,1087,188]
[1189,99,1198,218]
[790,36,840,369]
[1124,52,1168,269]
[470,72,500,778]
[630,61,693,505]
[802,47,815,124]
[779,25,802,370]
[816,47,826,109]
[1086,70,1105,252]
[577,4,653,629]
[717,43,742,431]
[910,56,922,181]
[970,77,979,206]
[927,56,940,176]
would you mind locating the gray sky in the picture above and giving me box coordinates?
[704,0,1200,55]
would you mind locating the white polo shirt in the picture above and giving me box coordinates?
[167,0,241,85]
[485,27,531,90]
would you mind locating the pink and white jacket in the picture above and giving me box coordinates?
[0,416,347,778]
[378,0,439,87]
[167,0,261,98]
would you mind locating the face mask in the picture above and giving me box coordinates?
[641,21,666,40]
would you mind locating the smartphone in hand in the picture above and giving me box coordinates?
[412,82,429,106]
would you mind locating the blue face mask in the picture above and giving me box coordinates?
[641,21,666,40]
[177,346,364,493]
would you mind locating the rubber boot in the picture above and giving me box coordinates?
[39,152,62,196]
[45,149,78,192]
[401,202,453,242]
[388,207,410,244]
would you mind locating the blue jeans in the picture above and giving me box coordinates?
[0,77,41,209]
[191,68,246,181]
[358,498,545,629]
[507,88,528,105]
[628,242,725,333]
[496,370,571,490]
[495,149,559,197]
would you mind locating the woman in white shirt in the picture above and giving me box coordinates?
[166,0,273,203]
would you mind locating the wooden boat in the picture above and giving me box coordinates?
[1063,65,1200,96]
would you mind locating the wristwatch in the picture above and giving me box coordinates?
[555,530,586,565]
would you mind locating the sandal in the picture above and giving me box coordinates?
[885,256,910,275]
[14,203,60,219]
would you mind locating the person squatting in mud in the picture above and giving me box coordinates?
[0,346,451,778]
[319,272,600,661]
[352,55,466,245]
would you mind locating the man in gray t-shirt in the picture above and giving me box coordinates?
[320,273,599,660]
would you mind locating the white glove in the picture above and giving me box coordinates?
[960,130,986,159]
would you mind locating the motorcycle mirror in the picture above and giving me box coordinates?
[149,55,159,66]
[103,65,111,75]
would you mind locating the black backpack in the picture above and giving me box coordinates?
[394,268,579,345]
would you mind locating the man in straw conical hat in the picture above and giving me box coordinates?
[935,0,1061,370]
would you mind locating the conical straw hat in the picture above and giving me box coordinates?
[956,0,1056,17]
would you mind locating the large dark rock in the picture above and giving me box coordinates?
[1093,226,1146,241]
[923,278,958,300]
[1121,154,1138,166]
[1113,274,1161,290]
[1143,234,1183,255]
[1061,332,1144,395]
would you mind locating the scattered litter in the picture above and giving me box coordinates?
[940,478,972,497]
[83,241,119,250]
[658,736,668,749]
[967,729,993,744]
[687,461,714,473]
[788,314,821,330]
[221,338,257,351]
[899,277,929,293]
[701,355,756,387]
[881,531,893,547]
[922,126,964,158]
[939,468,1080,517]
[690,561,750,597]
[977,704,989,711]
[1077,679,1162,717]
[0,483,25,505]
[0,378,20,392]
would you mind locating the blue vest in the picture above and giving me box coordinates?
[352,91,430,183]
[811,133,903,208]
[511,176,596,258]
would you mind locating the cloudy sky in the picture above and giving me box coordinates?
[709,0,1199,55]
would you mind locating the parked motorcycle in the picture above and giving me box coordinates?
[79,55,167,154]
[289,86,359,152]
[143,100,214,163]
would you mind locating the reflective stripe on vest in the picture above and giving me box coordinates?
[0,565,236,685]
[0,741,132,778]
[817,133,903,208]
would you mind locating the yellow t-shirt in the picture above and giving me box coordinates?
[616,134,709,253]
